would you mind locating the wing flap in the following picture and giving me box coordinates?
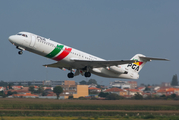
[43,61,71,70]
[43,63,60,68]
[73,59,135,68]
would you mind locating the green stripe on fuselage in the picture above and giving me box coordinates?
[45,45,64,58]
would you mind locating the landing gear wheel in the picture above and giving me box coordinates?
[85,72,91,77]
[67,72,74,78]
[18,51,23,55]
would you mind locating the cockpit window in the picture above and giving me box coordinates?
[17,33,28,37]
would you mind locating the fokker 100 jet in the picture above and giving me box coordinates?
[8,32,169,79]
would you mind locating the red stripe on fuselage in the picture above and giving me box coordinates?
[53,48,72,61]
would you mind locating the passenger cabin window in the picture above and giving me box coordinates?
[17,33,28,37]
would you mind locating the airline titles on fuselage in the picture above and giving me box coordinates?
[37,35,55,48]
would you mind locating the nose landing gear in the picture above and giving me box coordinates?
[16,46,24,55]
[18,51,23,55]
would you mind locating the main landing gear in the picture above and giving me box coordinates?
[67,72,91,78]
[67,72,74,78]
[85,72,91,77]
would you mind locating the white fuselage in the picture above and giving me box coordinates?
[9,32,139,79]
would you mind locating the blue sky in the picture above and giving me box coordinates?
[1,1,178,86]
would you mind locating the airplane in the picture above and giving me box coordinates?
[8,32,169,79]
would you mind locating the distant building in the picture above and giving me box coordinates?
[50,80,64,87]
[73,85,89,98]
[88,83,97,88]
[88,87,101,93]
[43,87,53,91]
[8,80,76,87]
[64,80,76,85]
[154,86,160,91]
[104,87,128,96]
[6,84,88,99]
[110,80,137,89]
[4,87,30,95]
[9,80,43,86]
[174,89,179,95]
[147,86,161,94]
[156,87,169,96]
[12,86,23,90]
[110,80,130,89]
[155,87,179,96]
[0,87,5,91]
[49,80,76,87]
[31,81,44,86]
[127,81,137,89]
[128,89,143,96]
[161,82,171,87]
[59,85,89,99]
[166,88,175,95]
[43,80,51,86]
[137,86,146,91]
[12,92,38,98]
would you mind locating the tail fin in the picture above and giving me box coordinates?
[125,54,169,73]
[126,54,147,73]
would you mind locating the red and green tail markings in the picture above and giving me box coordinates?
[133,61,143,66]
[132,59,143,66]
[46,44,72,61]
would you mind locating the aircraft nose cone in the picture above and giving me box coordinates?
[8,35,16,43]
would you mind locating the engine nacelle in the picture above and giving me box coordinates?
[108,66,127,74]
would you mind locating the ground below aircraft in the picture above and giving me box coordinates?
[9,32,169,79]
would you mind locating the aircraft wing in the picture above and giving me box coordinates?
[43,61,72,69]
[70,59,135,68]
[43,59,135,69]
[139,56,169,61]
[43,62,63,68]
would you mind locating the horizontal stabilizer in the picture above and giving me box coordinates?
[139,56,169,61]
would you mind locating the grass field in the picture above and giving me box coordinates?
[1,116,179,120]
[1,98,179,105]
[0,98,179,119]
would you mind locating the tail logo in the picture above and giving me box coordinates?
[127,59,143,71]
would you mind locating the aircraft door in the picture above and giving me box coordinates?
[30,35,36,48]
